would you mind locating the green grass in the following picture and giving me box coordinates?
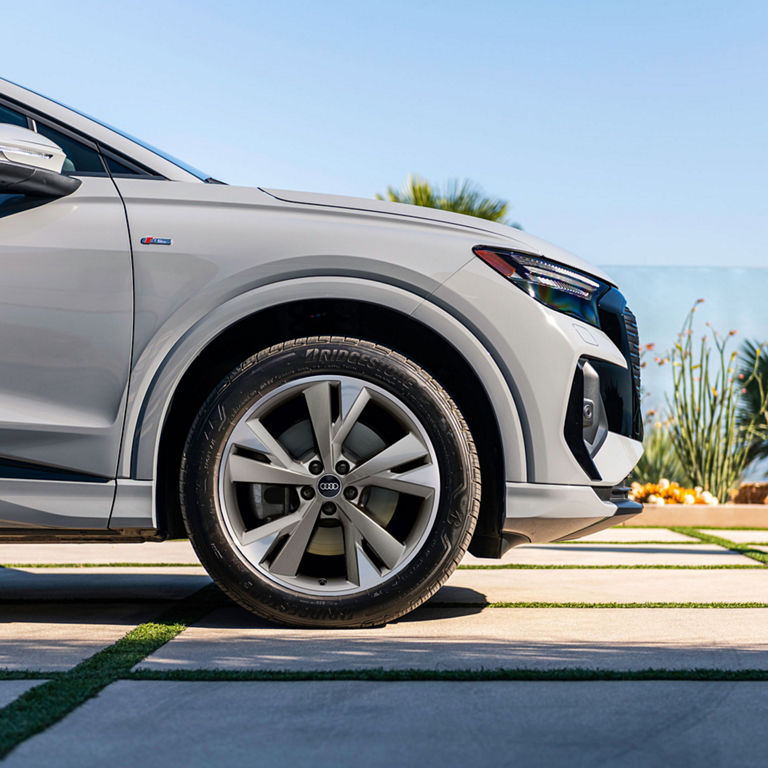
[458,563,765,569]
[8,667,768,684]
[562,540,707,545]
[0,585,223,760]
[5,664,768,687]
[621,525,768,531]
[670,527,768,565]
[428,601,768,609]
[0,671,51,681]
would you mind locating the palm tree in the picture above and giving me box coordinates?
[377,175,520,227]
[739,339,768,463]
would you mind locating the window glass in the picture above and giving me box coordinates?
[35,123,105,174]
[4,80,210,180]
[105,156,139,176]
[0,104,27,127]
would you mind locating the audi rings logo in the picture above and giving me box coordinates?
[317,474,341,498]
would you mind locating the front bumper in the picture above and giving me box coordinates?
[434,258,643,486]
[434,250,645,554]
[502,481,642,549]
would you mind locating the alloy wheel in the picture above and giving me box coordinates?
[217,375,441,595]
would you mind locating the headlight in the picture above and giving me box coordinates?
[473,246,608,327]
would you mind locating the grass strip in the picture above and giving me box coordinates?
[458,563,765,570]
[0,584,222,760]
[0,671,52,681]
[561,541,706,546]
[5,667,768,683]
[427,601,768,609]
[124,667,768,682]
[670,528,768,565]
[620,525,768,530]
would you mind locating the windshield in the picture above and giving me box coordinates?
[7,79,214,181]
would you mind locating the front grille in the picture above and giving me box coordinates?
[622,306,643,440]
[623,306,641,401]
[596,290,643,441]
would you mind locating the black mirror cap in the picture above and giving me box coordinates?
[0,160,81,198]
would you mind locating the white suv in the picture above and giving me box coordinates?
[0,78,643,626]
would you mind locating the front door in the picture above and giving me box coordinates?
[0,105,133,528]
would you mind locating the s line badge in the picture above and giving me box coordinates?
[140,236,173,245]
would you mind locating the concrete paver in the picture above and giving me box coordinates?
[0,680,45,708]
[4,565,764,607]
[1,530,766,765]
[462,543,755,566]
[0,602,169,671]
[435,567,768,605]
[7,680,768,768]
[0,536,729,569]
[139,604,768,671]
[575,528,699,543]
[0,541,199,566]
[0,567,210,602]
[698,529,768,544]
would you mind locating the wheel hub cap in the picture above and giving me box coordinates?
[317,474,341,498]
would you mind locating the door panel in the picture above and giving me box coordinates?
[0,177,132,527]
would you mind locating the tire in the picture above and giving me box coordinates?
[180,336,480,628]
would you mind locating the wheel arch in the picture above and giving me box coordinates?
[126,279,527,556]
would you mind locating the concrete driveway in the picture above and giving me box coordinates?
[1,525,766,766]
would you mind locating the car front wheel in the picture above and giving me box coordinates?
[180,336,480,628]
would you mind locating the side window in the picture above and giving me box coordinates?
[35,123,105,174]
[0,106,130,177]
[105,155,140,176]
[0,104,27,127]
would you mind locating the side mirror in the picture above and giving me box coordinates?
[0,125,81,197]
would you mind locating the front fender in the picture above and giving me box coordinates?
[119,277,527,489]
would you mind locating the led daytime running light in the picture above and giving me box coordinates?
[473,246,606,327]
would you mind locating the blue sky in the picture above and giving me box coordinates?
[3,0,766,267]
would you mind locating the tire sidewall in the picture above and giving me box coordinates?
[181,337,477,627]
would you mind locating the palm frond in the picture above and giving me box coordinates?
[377,175,519,226]
[738,339,768,463]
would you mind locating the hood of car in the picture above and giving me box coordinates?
[260,188,613,284]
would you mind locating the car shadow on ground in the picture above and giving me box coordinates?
[0,569,487,626]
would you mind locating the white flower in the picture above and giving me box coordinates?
[683,494,695,504]
[659,479,670,490]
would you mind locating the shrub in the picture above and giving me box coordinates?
[738,339,768,465]
[631,422,686,485]
[666,302,768,503]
